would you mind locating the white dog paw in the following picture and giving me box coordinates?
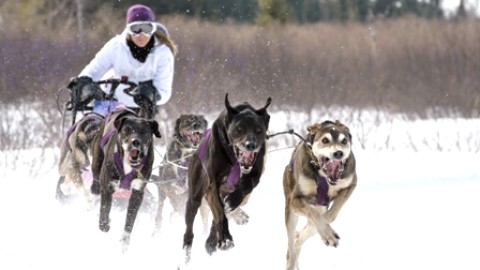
[120,232,131,253]
[227,208,249,225]
[319,224,340,247]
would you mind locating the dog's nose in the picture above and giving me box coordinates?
[245,141,256,151]
[333,150,344,160]
[131,138,140,148]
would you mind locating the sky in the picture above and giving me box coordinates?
[1,110,479,270]
[442,0,480,15]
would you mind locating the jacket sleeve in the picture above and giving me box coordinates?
[152,45,175,105]
[78,38,116,81]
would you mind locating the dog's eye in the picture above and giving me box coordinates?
[236,126,243,133]
[256,128,262,134]
[321,138,330,144]
[341,138,348,145]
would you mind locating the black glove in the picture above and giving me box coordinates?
[130,81,160,119]
[67,76,105,107]
[135,80,160,102]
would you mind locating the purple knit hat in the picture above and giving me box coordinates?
[126,4,155,24]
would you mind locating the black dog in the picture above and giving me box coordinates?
[181,93,272,263]
[90,105,161,252]
[153,114,209,234]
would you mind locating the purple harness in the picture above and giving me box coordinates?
[198,129,241,190]
[64,112,103,151]
[289,159,329,206]
[114,152,138,189]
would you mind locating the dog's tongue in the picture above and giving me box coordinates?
[186,132,201,146]
[130,149,140,160]
[240,151,255,167]
[327,160,342,181]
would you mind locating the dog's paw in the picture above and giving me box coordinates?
[205,238,217,255]
[218,239,234,251]
[319,224,340,247]
[99,219,110,232]
[120,232,131,253]
[90,180,100,195]
[227,208,249,225]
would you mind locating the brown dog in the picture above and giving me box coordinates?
[283,120,357,270]
[181,94,272,265]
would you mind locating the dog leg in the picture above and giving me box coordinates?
[205,221,218,255]
[325,180,356,223]
[292,196,340,247]
[206,190,234,253]
[121,181,145,252]
[294,221,317,268]
[153,183,167,236]
[99,183,114,232]
[285,203,300,270]
[183,192,203,263]
[55,176,68,202]
[199,198,210,235]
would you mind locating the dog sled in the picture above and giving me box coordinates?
[55,77,157,214]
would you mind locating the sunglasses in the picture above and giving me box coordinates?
[127,22,156,36]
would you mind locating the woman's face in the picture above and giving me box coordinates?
[131,33,152,48]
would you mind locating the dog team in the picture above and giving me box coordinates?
[58,86,357,268]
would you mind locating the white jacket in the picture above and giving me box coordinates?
[79,28,174,107]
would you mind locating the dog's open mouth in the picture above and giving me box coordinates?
[235,148,257,174]
[129,149,144,168]
[320,157,344,185]
[184,130,203,148]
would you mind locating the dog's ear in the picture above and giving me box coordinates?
[254,97,272,115]
[255,97,272,128]
[334,120,352,142]
[149,120,162,138]
[114,117,127,132]
[225,93,239,116]
[307,123,321,143]
[174,116,182,137]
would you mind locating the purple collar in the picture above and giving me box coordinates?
[198,129,240,190]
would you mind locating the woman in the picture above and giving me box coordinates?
[72,4,177,117]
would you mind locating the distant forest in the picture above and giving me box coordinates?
[0,0,473,28]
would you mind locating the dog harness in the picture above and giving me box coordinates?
[63,112,104,171]
[288,158,329,206]
[100,105,143,190]
[114,152,138,189]
[64,112,103,151]
[198,129,240,190]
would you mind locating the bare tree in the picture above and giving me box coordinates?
[75,0,85,45]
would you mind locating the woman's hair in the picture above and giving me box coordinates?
[154,30,178,56]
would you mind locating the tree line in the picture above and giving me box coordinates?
[120,0,461,23]
[2,0,469,29]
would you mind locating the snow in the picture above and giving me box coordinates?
[1,111,480,270]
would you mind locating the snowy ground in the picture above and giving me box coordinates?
[1,114,480,270]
